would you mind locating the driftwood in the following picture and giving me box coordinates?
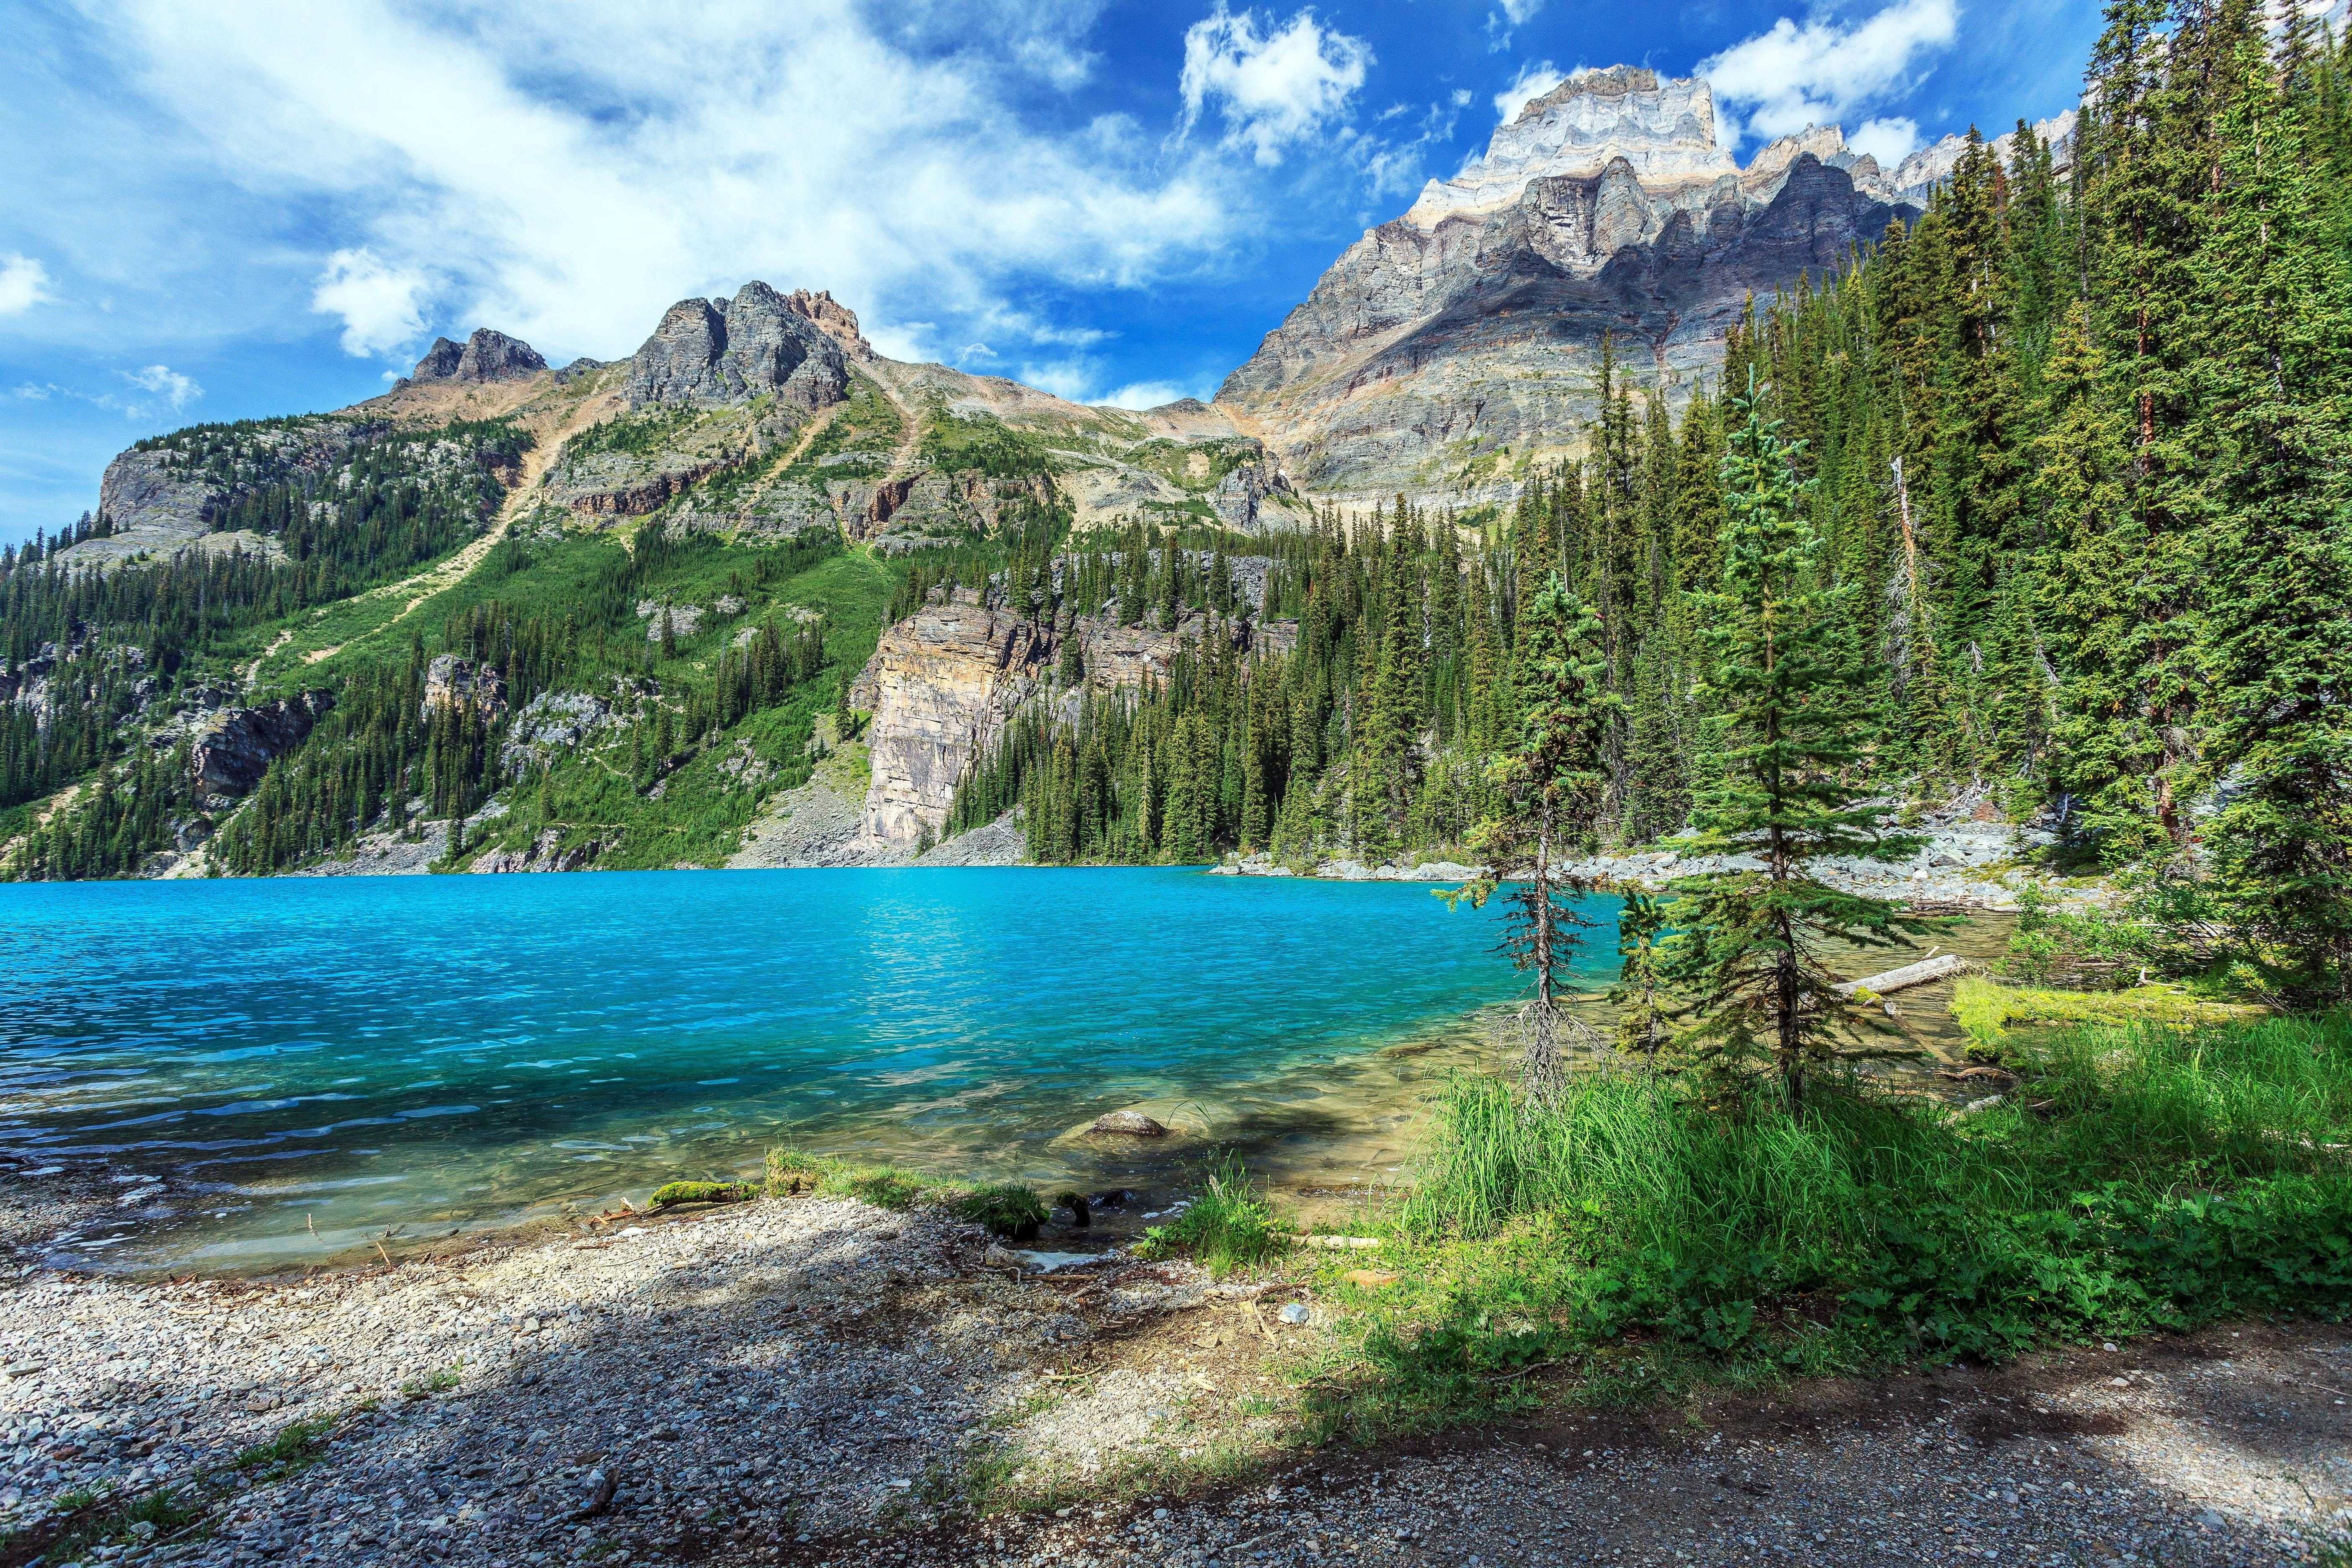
[1834,952,1970,999]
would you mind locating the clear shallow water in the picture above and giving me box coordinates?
[0,868,1620,1271]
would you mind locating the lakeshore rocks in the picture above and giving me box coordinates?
[1087,1111,1169,1138]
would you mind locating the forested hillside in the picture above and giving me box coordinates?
[3,0,2345,1006]
[948,0,2351,991]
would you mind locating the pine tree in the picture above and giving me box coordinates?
[2193,30,2352,998]
[1665,379,1918,1107]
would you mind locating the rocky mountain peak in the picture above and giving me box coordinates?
[1892,109,2079,200]
[410,328,547,385]
[783,289,871,358]
[626,280,851,412]
[1406,65,1733,229]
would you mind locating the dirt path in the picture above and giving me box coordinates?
[291,398,611,668]
[816,1322,2352,1568]
[241,629,293,689]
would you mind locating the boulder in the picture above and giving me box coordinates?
[1087,1110,1168,1138]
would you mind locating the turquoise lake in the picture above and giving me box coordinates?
[0,868,1620,1271]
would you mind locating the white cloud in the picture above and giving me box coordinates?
[1699,0,1959,147]
[1493,59,1566,123]
[1177,5,1373,166]
[0,254,51,315]
[75,0,1233,368]
[1487,0,1544,51]
[1849,116,1923,165]
[1099,379,1206,409]
[311,247,430,358]
[122,364,203,409]
[1015,359,1099,402]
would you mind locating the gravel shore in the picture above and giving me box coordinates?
[4,1178,2346,1568]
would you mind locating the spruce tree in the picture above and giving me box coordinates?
[2192,31,2352,998]
[1665,379,1918,1107]
[1449,570,1615,1093]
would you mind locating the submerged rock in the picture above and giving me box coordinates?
[1087,1111,1168,1138]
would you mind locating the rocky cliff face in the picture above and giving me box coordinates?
[1218,65,1919,513]
[849,591,1295,854]
[190,692,334,806]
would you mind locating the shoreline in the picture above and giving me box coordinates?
[5,1170,2345,1568]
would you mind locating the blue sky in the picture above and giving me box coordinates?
[0,0,2105,546]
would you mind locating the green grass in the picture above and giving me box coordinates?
[1135,1155,1289,1277]
[942,1181,1050,1240]
[1278,1012,2352,1439]
[234,1414,339,1481]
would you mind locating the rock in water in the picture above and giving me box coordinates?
[1087,1111,1168,1138]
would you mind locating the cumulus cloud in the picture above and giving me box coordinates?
[1177,5,1373,165]
[1849,115,1923,164]
[311,248,430,358]
[0,254,51,315]
[122,364,203,409]
[74,0,1233,368]
[1699,0,1959,147]
[1493,59,1567,123]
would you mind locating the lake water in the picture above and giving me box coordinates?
[2,868,1619,1272]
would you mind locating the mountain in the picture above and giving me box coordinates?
[1215,66,1930,513]
[5,59,2097,880]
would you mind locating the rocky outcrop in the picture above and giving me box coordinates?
[851,596,1294,852]
[421,655,507,720]
[410,329,547,385]
[783,289,872,358]
[1218,65,1920,513]
[627,281,851,413]
[854,602,1049,852]
[469,829,603,874]
[500,689,617,777]
[189,692,333,805]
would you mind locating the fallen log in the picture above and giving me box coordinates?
[1834,952,1970,999]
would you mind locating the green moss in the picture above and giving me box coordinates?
[1952,974,2265,1053]
[650,1180,758,1207]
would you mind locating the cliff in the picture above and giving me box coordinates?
[848,591,1294,855]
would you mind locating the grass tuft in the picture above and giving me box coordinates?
[1135,1155,1288,1277]
[943,1182,1049,1240]
[1313,1011,2352,1437]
